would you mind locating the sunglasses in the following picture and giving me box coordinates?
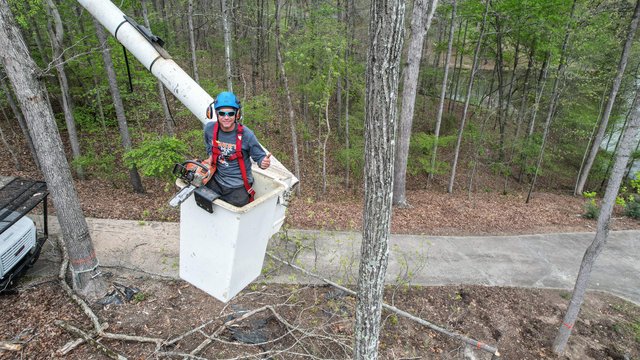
[217,110,236,117]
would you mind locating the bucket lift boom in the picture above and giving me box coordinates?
[77,0,298,302]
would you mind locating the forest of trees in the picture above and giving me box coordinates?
[2,0,640,203]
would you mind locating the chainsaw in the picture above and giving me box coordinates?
[168,159,214,208]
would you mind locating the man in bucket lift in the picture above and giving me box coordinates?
[203,91,271,207]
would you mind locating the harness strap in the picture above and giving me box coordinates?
[211,122,254,203]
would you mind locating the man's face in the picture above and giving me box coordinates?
[216,106,237,131]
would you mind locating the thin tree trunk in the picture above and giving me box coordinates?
[552,87,640,354]
[519,51,550,183]
[526,0,576,203]
[574,88,608,195]
[429,0,456,183]
[447,18,466,114]
[274,0,301,195]
[354,0,405,358]
[495,14,507,163]
[574,0,640,195]
[322,83,331,195]
[187,0,200,83]
[93,19,145,194]
[0,69,39,168]
[221,0,234,92]
[141,0,174,136]
[392,0,438,206]
[45,0,84,179]
[447,0,490,194]
[0,1,106,299]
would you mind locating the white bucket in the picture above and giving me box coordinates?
[179,171,286,302]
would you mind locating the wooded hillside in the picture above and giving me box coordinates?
[2,0,640,208]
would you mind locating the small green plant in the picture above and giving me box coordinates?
[631,320,640,343]
[582,191,600,219]
[559,291,571,300]
[133,292,147,303]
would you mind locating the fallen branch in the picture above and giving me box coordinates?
[56,239,164,351]
[54,320,126,360]
[267,252,500,358]
[0,341,22,351]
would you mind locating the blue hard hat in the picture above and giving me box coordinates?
[214,91,241,110]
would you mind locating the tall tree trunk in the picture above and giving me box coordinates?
[354,0,405,358]
[447,0,490,194]
[447,18,466,114]
[187,0,200,83]
[429,0,456,183]
[274,0,301,195]
[519,51,550,183]
[574,88,608,194]
[93,19,145,194]
[494,14,507,163]
[0,1,106,299]
[392,0,438,207]
[574,0,640,196]
[526,0,576,203]
[552,87,640,354]
[0,69,39,168]
[141,0,175,136]
[221,0,234,92]
[45,0,84,179]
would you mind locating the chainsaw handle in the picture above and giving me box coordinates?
[183,160,210,173]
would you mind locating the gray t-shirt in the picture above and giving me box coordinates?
[203,121,267,189]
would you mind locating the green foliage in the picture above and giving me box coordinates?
[72,151,126,183]
[582,191,599,219]
[408,132,456,176]
[124,135,189,181]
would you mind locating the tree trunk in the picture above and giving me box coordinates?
[221,0,234,92]
[494,14,506,163]
[141,0,174,136]
[45,0,84,179]
[447,0,490,194]
[187,0,200,83]
[354,0,405,358]
[274,0,301,195]
[429,0,456,183]
[574,0,640,196]
[519,51,550,183]
[526,0,576,204]
[93,19,145,194]
[392,0,438,207]
[0,1,106,299]
[552,88,640,355]
[449,21,469,112]
[0,69,39,168]
[574,88,608,195]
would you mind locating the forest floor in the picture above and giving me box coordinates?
[2,134,640,359]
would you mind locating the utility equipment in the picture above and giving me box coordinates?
[77,0,298,302]
[0,178,49,292]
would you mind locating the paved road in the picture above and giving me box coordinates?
[29,217,640,304]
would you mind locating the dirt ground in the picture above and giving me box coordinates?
[2,133,640,358]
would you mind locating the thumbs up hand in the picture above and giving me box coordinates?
[261,153,271,169]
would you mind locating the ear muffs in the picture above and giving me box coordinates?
[206,101,215,119]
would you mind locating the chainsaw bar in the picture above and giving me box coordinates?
[169,184,196,208]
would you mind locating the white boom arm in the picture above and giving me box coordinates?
[79,0,212,123]
[78,0,298,189]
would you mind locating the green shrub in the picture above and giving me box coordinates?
[624,197,640,219]
[582,191,599,219]
[124,135,189,181]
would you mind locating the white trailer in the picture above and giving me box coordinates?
[77,0,298,302]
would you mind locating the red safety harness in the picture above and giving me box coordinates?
[211,121,255,203]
